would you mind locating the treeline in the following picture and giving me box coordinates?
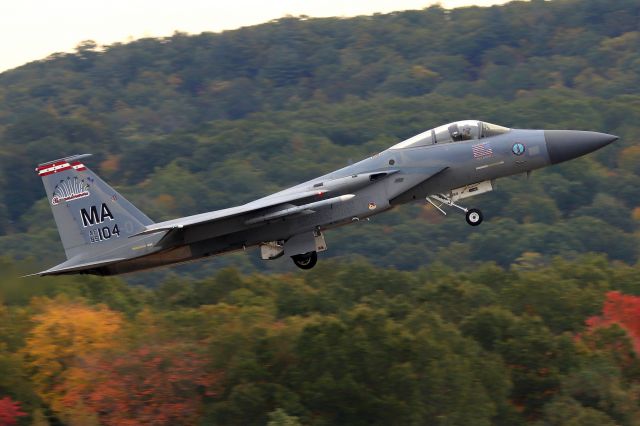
[1,0,638,126]
[1,256,640,425]
[0,0,639,275]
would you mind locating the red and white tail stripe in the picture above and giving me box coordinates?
[72,162,87,172]
[36,161,87,176]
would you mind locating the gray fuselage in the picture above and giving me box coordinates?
[98,125,615,275]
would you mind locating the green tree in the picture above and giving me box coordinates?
[268,408,302,426]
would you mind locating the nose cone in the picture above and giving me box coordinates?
[545,130,618,164]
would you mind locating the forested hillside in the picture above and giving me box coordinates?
[0,0,638,276]
[1,0,640,423]
[2,256,640,425]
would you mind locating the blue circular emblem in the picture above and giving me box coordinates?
[512,143,525,156]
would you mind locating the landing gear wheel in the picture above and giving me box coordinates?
[291,251,318,270]
[465,208,483,226]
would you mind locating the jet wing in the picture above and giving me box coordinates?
[132,169,401,239]
[131,189,345,238]
[127,169,407,251]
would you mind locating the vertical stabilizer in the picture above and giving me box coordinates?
[36,154,153,260]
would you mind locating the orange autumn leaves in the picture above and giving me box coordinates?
[22,298,220,425]
[14,280,640,425]
[23,299,123,406]
[586,291,640,354]
[60,345,221,426]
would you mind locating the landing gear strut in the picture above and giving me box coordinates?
[427,194,483,226]
[291,251,318,269]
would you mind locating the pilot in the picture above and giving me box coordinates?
[461,126,472,140]
[449,124,461,141]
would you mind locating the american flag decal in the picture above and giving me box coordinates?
[472,142,493,159]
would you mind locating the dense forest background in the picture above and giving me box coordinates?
[0,0,638,277]
[1,0,640,424]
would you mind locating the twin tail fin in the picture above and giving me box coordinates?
[36,154,153,261]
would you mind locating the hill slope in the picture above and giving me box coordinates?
[0,0,639,276]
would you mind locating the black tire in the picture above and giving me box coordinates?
[465,208,483,226]
[291,251,318,269]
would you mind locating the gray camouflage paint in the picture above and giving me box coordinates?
[33,123,617,276]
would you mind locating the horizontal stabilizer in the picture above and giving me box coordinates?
[27,256,126,277]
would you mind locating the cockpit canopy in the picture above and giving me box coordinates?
[390,120,510,150]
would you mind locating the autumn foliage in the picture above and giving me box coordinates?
[22,297,123,418]
[73,345,220,426]
[0,397,26,426]
[21,298,221,425]
[3,256,640,424]
[586,291,640,354]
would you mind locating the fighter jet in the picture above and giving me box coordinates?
[32,120,617,275]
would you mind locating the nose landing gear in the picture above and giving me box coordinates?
[465,208,483,226]
[427,194,483,226]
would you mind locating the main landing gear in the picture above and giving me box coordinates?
[261,232,325,270]
[291,251,318,269]
[427,194,483,226]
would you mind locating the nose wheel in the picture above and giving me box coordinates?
[465,208,483,226]
[427,195,483,226]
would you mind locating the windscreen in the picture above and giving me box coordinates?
[480,122,510,138]
[390,120,509,149]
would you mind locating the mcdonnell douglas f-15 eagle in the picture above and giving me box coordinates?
[32,121,617,275]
